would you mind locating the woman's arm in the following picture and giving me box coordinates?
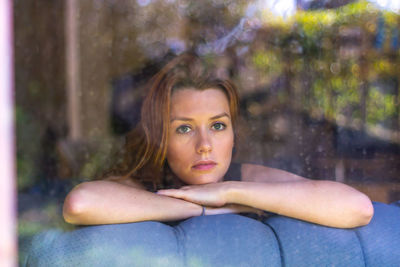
[157,164,374,228]
[63,178,203,225]
[237,163,374,228]
[63,178,257,225]
[225,179,373,228]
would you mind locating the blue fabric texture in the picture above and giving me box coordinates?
[25,202,400,267]
[355,202,400,267]
[264,216,364,266]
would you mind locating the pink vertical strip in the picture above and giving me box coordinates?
[0,0,17,266]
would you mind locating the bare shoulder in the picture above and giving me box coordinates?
[241,163,307,183]
[104,176,146,189]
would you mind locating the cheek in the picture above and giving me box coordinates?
[218,127,234,147]
[166,137,191,170]
[218,132,234,159]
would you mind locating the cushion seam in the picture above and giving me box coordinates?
[354,229,367,267]
[263,221,284,267]
[174,224,186,267]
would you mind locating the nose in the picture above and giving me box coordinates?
[196,129,212,154]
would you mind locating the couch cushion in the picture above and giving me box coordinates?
[355,202,400,267]
[176,214,281,266]
[264,216,364,267]
[26,221,181,266]
[25,202,400,267]
[25,214,281,267]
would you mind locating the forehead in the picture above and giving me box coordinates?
[170,88,230,117]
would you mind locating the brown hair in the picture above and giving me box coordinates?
[105,53,240,190]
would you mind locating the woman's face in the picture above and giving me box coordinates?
[167,88,234,185]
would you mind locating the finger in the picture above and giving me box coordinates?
[180,186,191,190]
[179,185,202,190]
[156,189,184,198]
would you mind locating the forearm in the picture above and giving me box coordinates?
[63,181,202,225]
[225,180,373,228]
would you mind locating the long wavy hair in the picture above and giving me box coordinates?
[104,53,240,190]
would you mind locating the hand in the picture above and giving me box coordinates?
[157,182,232,207]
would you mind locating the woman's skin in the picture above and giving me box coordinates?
[166,88,234,186]
[63,88,374,228]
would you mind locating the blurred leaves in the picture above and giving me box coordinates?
[252,50,283,76]
[368,88,397,124]
[250,0,400,129]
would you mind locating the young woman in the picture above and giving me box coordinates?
[63,54,373,228]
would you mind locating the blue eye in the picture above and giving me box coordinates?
[176,125,192,134]
[212,122,226,131]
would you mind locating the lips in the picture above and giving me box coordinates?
[192,160,217,171]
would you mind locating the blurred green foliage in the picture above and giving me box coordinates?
[368,88,397,123]
[254,0,399,128]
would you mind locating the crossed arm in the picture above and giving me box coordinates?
[63,164,373,228]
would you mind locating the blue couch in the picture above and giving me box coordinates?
[25,202,400,267]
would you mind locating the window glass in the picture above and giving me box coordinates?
[16,0,400,264]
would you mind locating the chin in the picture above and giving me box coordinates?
[185,173,223,185]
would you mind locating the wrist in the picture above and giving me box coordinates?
[182,201,204,217]
[223,181,241,204]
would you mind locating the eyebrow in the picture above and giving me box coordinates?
[170,112,230,123]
